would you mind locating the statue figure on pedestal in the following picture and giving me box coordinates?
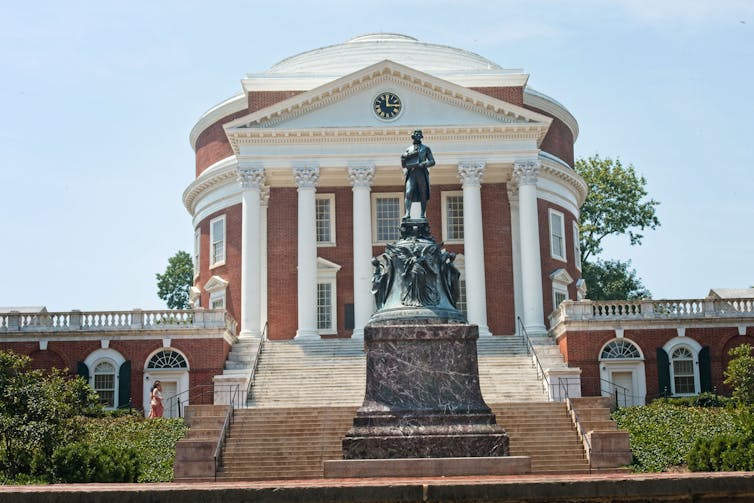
[401,130,435,220]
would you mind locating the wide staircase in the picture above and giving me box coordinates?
[209,334,591,480]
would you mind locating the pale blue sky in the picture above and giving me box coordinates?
[1,0,752,311]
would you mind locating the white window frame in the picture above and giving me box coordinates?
[549,268,573,314]
[84,349,126,411]
[549,209,567,262]
[441,191,464,243]
[315,194,336,247]
[194,228,201,278]
[663,337,702,397]
[573,221,581,271]
[209,215,226,268]
[371,193,404,244]
[204,275,228,311]
[93,360,117,408]
[316,257,341,335]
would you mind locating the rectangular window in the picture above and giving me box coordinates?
[317,282,334,332]
[372,194,403,243]
[315,194,336,246]
[457,279,467,315]
[210,294,225,310]
[210,215,226,267]
[673,360,695,394]
[549,209,566,261]
[194,228,201,277]
[573,221,581,271]
[442,192,464,242]
[553,285,568,312]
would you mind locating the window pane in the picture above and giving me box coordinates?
[376,197,400,242]
[550,212,564,258]
[316,198,331,243]
[675,376,695,394]
[457,279,467,315]
[317,283,333,330]
[554,291,567,309]
[446,195,464,240]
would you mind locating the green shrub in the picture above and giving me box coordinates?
[687,411,754,472]
[613,404,741,472]
[655,392,733,408]
[51,442,140,483]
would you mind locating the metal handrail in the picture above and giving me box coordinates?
[566,397,594,473]
[516,316,551,397]
[246,321,268,401]
[214,384,239,481]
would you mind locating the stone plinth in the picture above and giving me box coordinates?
[324,456,530,478]
[342,322,509,459]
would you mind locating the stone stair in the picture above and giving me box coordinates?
[247,338,366,407]
[174,404,229,482]
[477,336,550,402]
[493,402,590,475]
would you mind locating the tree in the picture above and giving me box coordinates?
[0,350,100,477]
[576,155,660,263]
[582,259,651,301]
[724,344,754,406]
[156,250,193,309]
[576,156,660,299]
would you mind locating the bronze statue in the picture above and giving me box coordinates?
[401,130,435,220]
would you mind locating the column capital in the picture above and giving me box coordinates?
[237,165,266,190]
[512,159,541,186]
[260,185,271,207]
[458,161,486,187]
[293,165,320,189]
[347,164,375,189]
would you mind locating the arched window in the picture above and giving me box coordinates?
[671,346,696,395]
[147,350,188,370]
[93,361,116,407]
[600,339,641,360]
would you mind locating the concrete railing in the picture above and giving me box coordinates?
[552,298,754,324]
[0,309,236,334]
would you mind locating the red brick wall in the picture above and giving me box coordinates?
[481,183,515,334]
[471,87,524,106]
[267,187,299,340]
[557,326,754,400]
[194,204,243,331]
[525,105,575,168]
[317,187,354,337]
[1,338,230,411]
[247,91,303,113]
[537,199,581,326]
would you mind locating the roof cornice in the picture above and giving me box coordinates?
[524,87,579,141]
[189,93,247,151]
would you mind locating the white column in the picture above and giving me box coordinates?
[458,161,490,336]
[508,187,524,335]
[237,164,265,338]
[294,166,320,339]
[513,160,547,336]
[348,164,375,339]
[260,185,270,336]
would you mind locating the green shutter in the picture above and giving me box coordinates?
[657,348,670,397]
[76,361,89,380]
[118,361,131,409]
[699,346,712,393]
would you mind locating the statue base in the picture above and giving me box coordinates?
[342,322,509,459]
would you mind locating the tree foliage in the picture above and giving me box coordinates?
[0,351,100,477]
[156,250,193,309]
[576,155,660,263]
[582,259,651,300]
[724,344,754,406]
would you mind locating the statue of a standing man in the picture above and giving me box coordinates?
[401,130,435,220]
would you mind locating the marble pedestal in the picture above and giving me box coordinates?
[342,322,509,459]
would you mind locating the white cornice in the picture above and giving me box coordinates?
[524,87,579,141]
[225,60,551,137]
[189,93,247,151]
[183,157,238,215]
[538,152,588,208]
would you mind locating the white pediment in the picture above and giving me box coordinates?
[224,60,551,146]
[204,275,229,293]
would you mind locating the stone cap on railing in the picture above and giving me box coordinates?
[551,297,754,325]
[0,309,237,335]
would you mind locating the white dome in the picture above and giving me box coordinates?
[266,33,503,76]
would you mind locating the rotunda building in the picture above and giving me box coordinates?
[184,33,585,340]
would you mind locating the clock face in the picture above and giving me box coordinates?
[373,92,402,120]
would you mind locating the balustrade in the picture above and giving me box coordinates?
[554,297,754,323]
[0,309,235,334]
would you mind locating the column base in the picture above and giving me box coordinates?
[523,323,548,337]
[476,324,491,336]
[238,329,261,339]
[351,328,364,339]
[295,328,320,339]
